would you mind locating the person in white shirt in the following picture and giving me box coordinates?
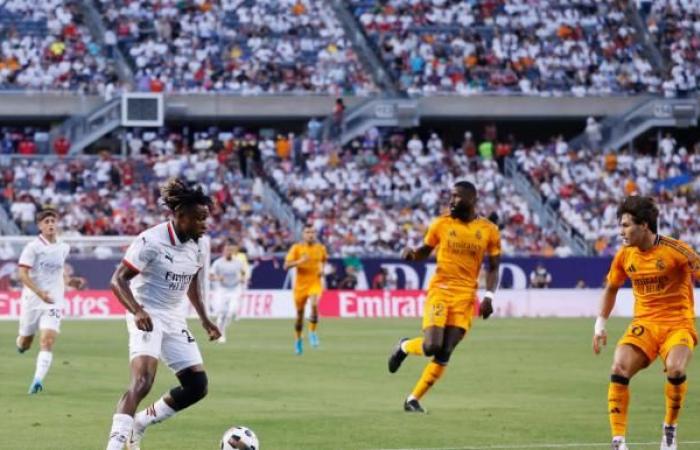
[105,179,220,450]
[209,240,247,343]
[16,207,85,394]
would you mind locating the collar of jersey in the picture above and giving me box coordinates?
[167,221,181,246]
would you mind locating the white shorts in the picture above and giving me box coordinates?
[19,306,62,337]
[214,286,243,317]
[127,314,203,373]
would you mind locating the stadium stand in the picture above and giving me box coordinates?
[350,0,660,96]
[0,0,118,93]
[95,0,376,94]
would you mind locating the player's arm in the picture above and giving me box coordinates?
[284,246,308,269]
[187,269,221,341]
[111,263,153,331]
[593,283,619,354]
[402,244,434,261]
[63,268,86,289]
[17,266,52,304]
[480,254,500,319]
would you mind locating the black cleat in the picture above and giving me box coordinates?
[404,398,426,413]
[388,338,409,373]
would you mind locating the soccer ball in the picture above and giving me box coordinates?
[220,426,259,450]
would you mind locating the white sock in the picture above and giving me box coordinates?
[106,414,133,450]
[400,341,408,352]
[33,351,52,382]
[134,398,177,429]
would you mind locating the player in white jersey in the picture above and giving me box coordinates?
[16,207,85,394]
[105,179,221,450]
[209,240,247,344]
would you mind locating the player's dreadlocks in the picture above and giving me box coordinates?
[160,178,212,212]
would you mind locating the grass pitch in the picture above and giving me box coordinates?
[1,318,698,450]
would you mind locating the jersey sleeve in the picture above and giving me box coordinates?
[487,225,501,257]
[285,245,298,264]
[18,242,37,268]
[424,219,442,248]
[677,241,700,280]
[123,235,157,273]
[606,249,627,288]
[210,258,221,275]
[321,245,328,262]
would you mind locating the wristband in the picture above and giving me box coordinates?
[483,291,495,301]
[594,316,607,335]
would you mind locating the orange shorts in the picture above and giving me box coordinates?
[617,319,697,363]
[293,284,322,310]
[421,289,474,331]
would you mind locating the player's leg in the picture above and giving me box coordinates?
[294,295,307,355]
[130,325,206,449]
[608,343,650,449]
[17,304,39,353]
[213,291,227,342]
[28,309,61,394]
[659,328,695,450]
[106,355,159,450]
[308,293,320,348]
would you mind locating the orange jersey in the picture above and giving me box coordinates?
[607,235,700,323]
[425,215,501,300]
[285,242,327,289]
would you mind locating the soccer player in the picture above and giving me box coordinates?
[593,196,699,450]
[105,179,221,450]
[16,207,85,394]
[209,240,247,343]
[387,181,501,413]
[284,225,328,355]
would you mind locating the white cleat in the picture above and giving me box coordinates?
[217,336,227,344]
[612,436,629,450]
[661,424,677,450]
[126,425,145,450]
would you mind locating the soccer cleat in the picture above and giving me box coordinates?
[126,425,145,450]
[309,331,320,348]
[611,436,628,450]
[388,338,409,373]
[217,336,227,344]
[404,398,426,413]
[294,338,303,355]
[661,424,677,450]
[28,379,43,395]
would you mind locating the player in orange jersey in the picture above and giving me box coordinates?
[593,196,700,450]
[284,225,328,355]
[387,181,501,412]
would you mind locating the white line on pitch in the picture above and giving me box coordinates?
[371,440,700,450]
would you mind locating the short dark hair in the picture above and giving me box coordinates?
[36,206,59,223]
[160,178,212,213]
[226,238,238,246]
[616,196,658,233]
[454,181,477,196]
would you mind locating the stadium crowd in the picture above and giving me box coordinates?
[95,0,375,94]
[514,132,700,254]
[0,0,118,93]
[352,0,660,96]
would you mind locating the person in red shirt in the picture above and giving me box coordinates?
[53,136,70,156]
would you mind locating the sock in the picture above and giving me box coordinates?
[106,413,133,450]
[402,337,424,356]
[294,330,302,340]
[410,361,446,400]
[664,375,687,426]
[608,375,630,439]
[33,351,53,382]
[309,321,317,333]
[134,397,177,429]
[216,316,226,337]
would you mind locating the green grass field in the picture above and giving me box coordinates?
[1,318,699,450]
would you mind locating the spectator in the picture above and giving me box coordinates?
[339,266,358,290]
[371,267,388,289]
[54,136,71,156]
[530,263,553,288]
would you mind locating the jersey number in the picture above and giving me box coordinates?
[181,329,196,343]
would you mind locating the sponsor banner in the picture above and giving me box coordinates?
[1,289,697,320]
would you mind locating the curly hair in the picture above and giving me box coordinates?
[616,196,659,233]
[160,178,212,213]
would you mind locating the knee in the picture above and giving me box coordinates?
[610,362,633,379]
[172,371,208,407]
[39,336,55,350]
[666,365,686,380]
[423,342,441,357]
[433,347,453,365]
[130,375,155,399]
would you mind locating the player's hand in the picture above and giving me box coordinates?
[69,277,86,289]
[134,308,154,332]
[593,331,607,354]
[38,290,54,304]
[401,247,415,261]
[202,319,221,341]
[299,255,310,263]
[479,298,494,319]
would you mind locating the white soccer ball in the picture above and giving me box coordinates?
[220,426,259,450]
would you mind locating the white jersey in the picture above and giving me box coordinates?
[211,256,245,289]
[18,235,70,310]
[123,222,205,318]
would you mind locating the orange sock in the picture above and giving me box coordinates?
[410,361,446,400]
[309,322,318,333]
[664,375,688,425]
[608,375,630,438]
[403,337,424,356]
